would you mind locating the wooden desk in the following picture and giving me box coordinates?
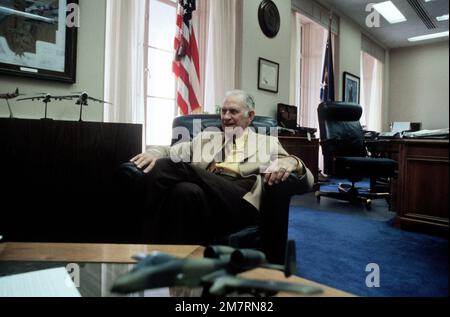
[0,243,353,297]
[279,136,319,184]
[367,139,449,235]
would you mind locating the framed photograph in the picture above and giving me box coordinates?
[343,72,360,104]
[258,58,279,93]
[0,0,78,83]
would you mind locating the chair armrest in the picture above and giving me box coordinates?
[116,162,145,183]
[262,173,305,197]
[113,162,146,199]
[259,174,310,264]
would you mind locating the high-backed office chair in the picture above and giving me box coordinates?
[316,102,397,210]
[117,115,311,264]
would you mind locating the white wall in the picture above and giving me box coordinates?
[239,0,291,118]
[337,17,361,102]
[389,42,449,130]
[0,0,107,122]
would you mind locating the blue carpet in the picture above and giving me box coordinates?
[319,178,371,193]
[288,207,449,297]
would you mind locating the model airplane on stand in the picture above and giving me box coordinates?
[17,91,112,121]
[17,93,72,120]
[0,88,23,118]
[111,240,323,297]
[64,91,112,122]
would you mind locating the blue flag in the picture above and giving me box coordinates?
[320,22,335,102]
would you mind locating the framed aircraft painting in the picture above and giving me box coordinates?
[0,0,78,83]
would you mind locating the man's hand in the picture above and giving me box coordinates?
[130,152,158,174]
[263,158,300,186]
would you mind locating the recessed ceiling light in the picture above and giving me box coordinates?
[373,1,407,24]
[436,14,449,22]
[408,31,449,42]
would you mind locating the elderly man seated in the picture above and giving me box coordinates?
[128,90,314,245]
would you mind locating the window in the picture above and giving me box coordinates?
[145,0,178,146]
[104,0,237,148]
[291,11,336,174]
[360,51,384,132]
[291,12,335,130]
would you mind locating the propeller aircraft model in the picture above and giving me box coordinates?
[0,88,23,118]
[111,241,323,297]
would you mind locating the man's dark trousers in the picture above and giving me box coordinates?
[138,158,258,245]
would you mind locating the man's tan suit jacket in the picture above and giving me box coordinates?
[146,129,314,210]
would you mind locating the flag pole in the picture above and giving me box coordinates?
[320,9,335,103]
[329,10,333,33]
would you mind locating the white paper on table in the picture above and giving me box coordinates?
[0,267,81,297]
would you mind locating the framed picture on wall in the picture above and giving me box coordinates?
[258,58,279,93]
[343,72,360,104]
[0,0,78,83]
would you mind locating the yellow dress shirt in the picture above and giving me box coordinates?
[215,128,249,176]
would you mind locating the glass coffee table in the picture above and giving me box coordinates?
[0,242,352,297]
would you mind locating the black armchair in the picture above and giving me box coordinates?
[316,102,397,210]
[116,115,311,264]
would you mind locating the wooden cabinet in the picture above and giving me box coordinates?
[395,140,449,235]
[0,118,143,242]
[278,136,319,183]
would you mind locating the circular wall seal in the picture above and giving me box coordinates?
[258,0,281,38]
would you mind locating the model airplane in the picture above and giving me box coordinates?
[111,241,323,297]
[0,5,57,24]
[17,93,71,120]
[1,88,22,118]
[17,91,112,121]
[54,92,112,122]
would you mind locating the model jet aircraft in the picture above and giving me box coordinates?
[53,92,112,122]
[111,241,323,297]
[17,91,112,121]
[17,93,72,120]
[1,88,22,118]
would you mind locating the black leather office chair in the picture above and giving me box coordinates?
[316,102,397,210]
[116,114,311,264]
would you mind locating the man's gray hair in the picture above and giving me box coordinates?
[224,90,255,112]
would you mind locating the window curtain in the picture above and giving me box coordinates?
[299,21,329,130]
[290,11,301,114]
[293,15,336,174]
[360,51,383,132]
[104,0,146,140]
[203,0,239,114]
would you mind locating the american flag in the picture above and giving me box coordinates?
[172,0,201,115]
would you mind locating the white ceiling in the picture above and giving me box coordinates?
[317,0,449,48]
